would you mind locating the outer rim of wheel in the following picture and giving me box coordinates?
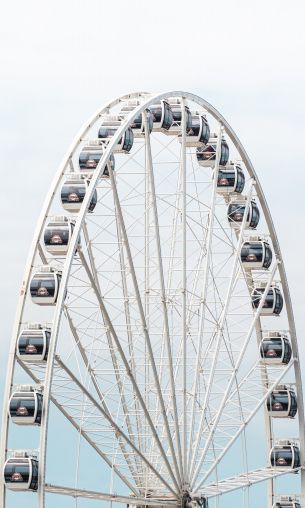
[1,90,304,508]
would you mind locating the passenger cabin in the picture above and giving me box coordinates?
[217,164,245,195]
[4,452,38,491]
[260,332,292,365]
[30,266,63,306]
[44,216,80,256]
[9,386,43,425]
[17,324,51,362]
[61,174,97,214]
[241,237,273,269]
[79,143,115,176]
[120,100,153,137]
[251,283,283,315]
[266,385,297,418]
[270,441,300,469]
[98,115,134,153]
[181,112,210,147]
[196,134,229,167]
[273,496,301,508]
[150,100,173,132]
[164,98,192,135]
[227,198,260,229]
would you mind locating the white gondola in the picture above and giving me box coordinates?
[120,100,153,137]
[266,385,297,418]
[30,266,63,305]
[269,441,300,469]
[227,197,260,229]
[273,496,301,508]
[98,115,134,153]
[3,452,38,491]
[179,111,210,147]
[43,216,80,256]
[260,332,292,365]
[9,386,43,425]
[61,174,97,213]
[196,134,229,167]
[251,283,283,315]
[241,237,273,269]
[217,163,245,194]
[150,99,173,132]
[163,98,192,135]
[79,142,115,176]
[16,324,51,362]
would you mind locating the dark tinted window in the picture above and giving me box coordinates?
[264,244,273,268]
[250,204,260,228]
[89,190,97,211]
[10,397,36,417]
[79,151,101,169]
[4,464,30,484]
[220,140,229,166]
[270,449,293,467]
[61,184,86,204]
[197,144,216,162]
[150,103,162,123]
[252,288,274,309]
[162,103,173,130]
[241,242,263,263]
[30,278,56,298]
[260,338,283,359]
[130,113,142,130]
[235,168,245,193]
[122,128,134,152]
[282,338,292,364]
[274,288,283,314]
[218,170,235,188]
[30,460,38,490]
[98,127,117,139]
[228,203,249,223]
[44,227,69,246]
[267,392,289,412]
[18,335,45,357]
[189,116,200,137]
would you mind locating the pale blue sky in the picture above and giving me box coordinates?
[0,0,305,506]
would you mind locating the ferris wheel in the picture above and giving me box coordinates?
[1,90,304,508]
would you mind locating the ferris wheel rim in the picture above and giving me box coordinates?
[1,90,304,508]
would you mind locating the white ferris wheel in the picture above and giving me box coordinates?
[1,91,304,508]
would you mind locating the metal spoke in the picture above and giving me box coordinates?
[55,355,177,495]
[186,125,222,474]
[108,163,182,486]
[191,261,278,491]
[78,247,180,493]
[199,359,295,483]
[193,467,300,498]
[44,484,178,505]
[181,98,187,483]
[81,221,144,480]
[63,306,141,485]
[144,112,183,481]
[17,358,139,495]
[188,179,254,481]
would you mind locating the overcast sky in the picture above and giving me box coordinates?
[0,0,305,504]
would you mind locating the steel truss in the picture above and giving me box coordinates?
[1,91,304,508]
